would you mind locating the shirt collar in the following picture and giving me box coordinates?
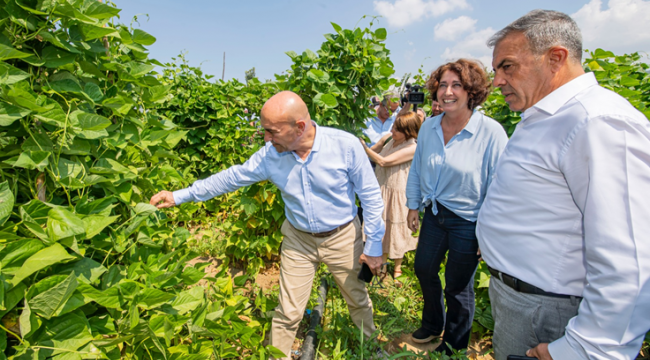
[373,115,394,125]
[431,110,480,135]
[526,72,597,118]
[310,121,322,153]
[464,110,480,135]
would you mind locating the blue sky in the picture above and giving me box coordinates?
[112,0,650,82]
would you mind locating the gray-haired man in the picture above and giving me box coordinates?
[477,10,650,360]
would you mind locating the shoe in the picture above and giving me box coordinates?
[373,347,390,359]
[411,327,440,344]
[393,270,403,288]
[434,342,453,356]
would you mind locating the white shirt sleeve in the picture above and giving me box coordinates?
[549,115,650,359]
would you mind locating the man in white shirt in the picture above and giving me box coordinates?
[477,10,650,360]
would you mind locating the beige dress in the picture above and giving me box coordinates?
[375,138,418,259]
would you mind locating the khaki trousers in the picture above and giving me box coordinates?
[270,217,376,359]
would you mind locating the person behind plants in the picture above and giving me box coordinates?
[416,108,426,124]
[360,111,421,286]
[150,91,386,360]
[363,92,398,147]
[405,59,508,354]
[430,99,443,117]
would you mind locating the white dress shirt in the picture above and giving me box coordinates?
[477,72,650,359]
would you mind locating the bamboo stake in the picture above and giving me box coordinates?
[36,173,46,201]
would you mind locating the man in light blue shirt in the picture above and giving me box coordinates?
[363,97,396,147]
[150,91,385,359]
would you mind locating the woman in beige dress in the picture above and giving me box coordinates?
[361,111,421,282]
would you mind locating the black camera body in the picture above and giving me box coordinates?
[401,83,425,106]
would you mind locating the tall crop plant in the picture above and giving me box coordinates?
[278,21,396,134]
[155,58,285,275]
[0,1,280,359]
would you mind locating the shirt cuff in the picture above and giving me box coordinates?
[548,336,585,360]
[172,188,192,205]
[406,198,421,210]
[363,237,383,257]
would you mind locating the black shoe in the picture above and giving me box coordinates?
[435,342,453,356]
[410,327,440,344]
[373,347,390,359]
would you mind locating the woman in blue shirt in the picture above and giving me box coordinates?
[405,59,508,353]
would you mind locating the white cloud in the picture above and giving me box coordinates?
[439,27,495,68]
[572,0,650,54]
[434,16,477,41]
[373,0,471,28]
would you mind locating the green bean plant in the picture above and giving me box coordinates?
[0,1,280,359]
[154,57,284,275]
[278,19,397,135]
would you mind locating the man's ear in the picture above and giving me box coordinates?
[547,46,570,73]
[295,119,307,135]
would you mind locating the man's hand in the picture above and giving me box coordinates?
[407,209,420,233]
[150,191,176,209]
[527,343,553,360]
[359,254,383,276]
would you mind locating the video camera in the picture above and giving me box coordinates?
[370,96,380,108]
[401,84,425,105]
[400,83,425,111]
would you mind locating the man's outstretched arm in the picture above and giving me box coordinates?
[150,146,270,209]
[150,191,176,209]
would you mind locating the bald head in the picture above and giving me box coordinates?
[261,91,310,125]
[260,91,316,156]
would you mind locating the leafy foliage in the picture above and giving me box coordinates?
[584,49,650,119]
[1,0,647,356]
[154,57,284,275]
[0,1,278,359]
[278,20,396,134]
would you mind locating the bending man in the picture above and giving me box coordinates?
[150,91,385,359]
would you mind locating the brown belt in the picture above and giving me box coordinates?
[293,218,355,238]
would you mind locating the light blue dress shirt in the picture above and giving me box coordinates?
[173,123,386,256]
[405,111,508,222]
[363,115,395,147]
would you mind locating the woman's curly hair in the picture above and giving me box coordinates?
[425,59,491,110]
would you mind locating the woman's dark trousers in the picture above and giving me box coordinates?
[414,202,479,353]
